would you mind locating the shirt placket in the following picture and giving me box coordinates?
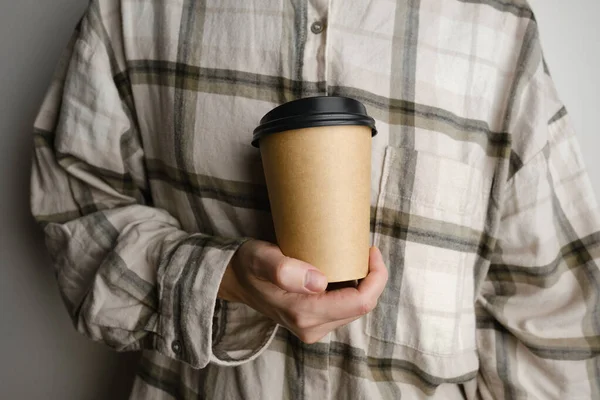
[302,0,330,96]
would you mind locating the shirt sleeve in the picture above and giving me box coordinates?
[474,20,600,400]
[30,11,277,369]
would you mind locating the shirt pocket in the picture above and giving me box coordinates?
[366,145,490,378]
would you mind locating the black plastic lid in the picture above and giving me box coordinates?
[252,96,378,147]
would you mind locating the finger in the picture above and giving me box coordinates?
[291,315,363,344]
[301,247,388,321]
[251,243,328,294]
[356,246,389,299]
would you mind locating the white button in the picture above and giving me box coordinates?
[311,21,325,34]
[172,340,182,354]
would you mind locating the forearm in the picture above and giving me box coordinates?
[41,203,245,364]
[32,10,278,368]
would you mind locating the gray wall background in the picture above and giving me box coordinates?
[0,1,598,399]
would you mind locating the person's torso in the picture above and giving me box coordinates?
[98,0,534,397]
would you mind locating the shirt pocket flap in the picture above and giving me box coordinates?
[379,146,488,229]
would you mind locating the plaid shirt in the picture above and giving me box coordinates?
[31,0,600,398]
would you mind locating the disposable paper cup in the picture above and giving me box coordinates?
[252,96,377,283]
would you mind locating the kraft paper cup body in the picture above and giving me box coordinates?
[253,97,377,283]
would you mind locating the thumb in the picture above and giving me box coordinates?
[254,245,328,294]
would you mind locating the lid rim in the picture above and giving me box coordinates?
[252,96,378,148]
[251,118,376,147]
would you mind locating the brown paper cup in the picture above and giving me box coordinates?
[253,97,377,283]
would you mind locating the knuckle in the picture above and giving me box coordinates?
[380,263,389,280]
[272,257,289,286]
[359,297,377,315]
[290,313,312,330]
[286,310,305,328]
[295,318,312,330]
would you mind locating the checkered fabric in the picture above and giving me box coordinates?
[30,0,600,398]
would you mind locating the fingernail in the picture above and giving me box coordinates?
[304,270,327,292]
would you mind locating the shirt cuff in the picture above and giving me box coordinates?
[157,235,271,368]
[210,299,279,366]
